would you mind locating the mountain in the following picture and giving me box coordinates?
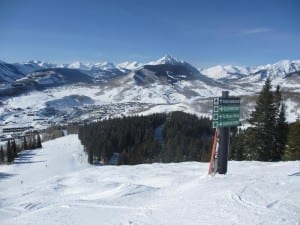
[86,62,125,81]
[118,61,142,70]
[14,60,57,75]
[251,60,300,80]
[0,68,94,97]
[25,68,94,85]
[1,56,299,131]
[201,60,300,82]
[148,54,184,65]
[2,57,300,86]
[65,61,126,81]
[1,56,300,99]
[201,65,250,80]
[132,55,214,85]
[67,61,92,70]
[0,60,25,83]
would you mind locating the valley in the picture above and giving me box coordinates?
[0,56,300,141]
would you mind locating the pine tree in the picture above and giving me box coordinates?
[6,140,13,163]
[0,146,4,163]
[23,136,28,150]
[248,78,277,161]
[12,140,17,158]
[231,129,245,160]
[284,121,300,160]
[271,85,288,160]
[274,103,288,160]
[37,133,42,148]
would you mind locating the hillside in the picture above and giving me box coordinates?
[0,135,299,225]
[0,56,300,133]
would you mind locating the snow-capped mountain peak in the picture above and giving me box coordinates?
[24,60,57,69]
[93,61,116,70]
[252,59,300,78]
[67,61,117,71]
[68,61,91,70]
[149,55,184,65]
[118,61,142,70]
[201,59,300,81]
[201,65,250,80]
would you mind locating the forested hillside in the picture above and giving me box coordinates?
[78,112,213,165]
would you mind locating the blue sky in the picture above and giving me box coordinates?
[0,0,299,67]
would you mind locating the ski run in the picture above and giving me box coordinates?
[0,135,299,225]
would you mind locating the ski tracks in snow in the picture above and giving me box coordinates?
[0,136,299,225]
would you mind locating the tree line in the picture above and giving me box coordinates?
[78,112,213,165]
[230,78,300,161]
[0,132,42,164]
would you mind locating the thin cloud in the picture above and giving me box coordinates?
[241,28,273,35]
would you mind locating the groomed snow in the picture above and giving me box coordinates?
[0,135,299,225]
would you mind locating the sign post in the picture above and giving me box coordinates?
[209,91,240,175]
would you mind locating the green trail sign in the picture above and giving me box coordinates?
[213,97,240,128]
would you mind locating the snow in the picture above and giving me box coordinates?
[66,61,117,71]
[201,59,300,82]
[68,61,91,70]
[118,61,142,70]
[285,99,299,123]
[253,60,300,79]
[92,62,116,70]
[0,135,299,225]
[201,65,250,79]
[148,55,184,65]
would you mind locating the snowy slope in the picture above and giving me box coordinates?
[118,61,142,70]
[14,60,57,75]
[67,61,92,70]
[0,61,25,83]
[148,55,184,65]
[0,135,299,225]
[1,56,300,128]
[252,60,300,79]
[201,60,300,81]
[201,65,250,80]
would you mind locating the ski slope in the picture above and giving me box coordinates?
[0,135,299,225]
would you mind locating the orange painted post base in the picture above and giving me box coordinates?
[208,129,217,175]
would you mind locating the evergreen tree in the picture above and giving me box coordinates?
[6,140,13,163]
[274,103,288,160]
[284,121,300,160]
[272,85,288,160]
[248,78,277,161]
[23,136,28,150]
[119,149,129,165]
[37,133,42,148]
[245,79,288,161]
[78,112,212,165]
[0,146,4,163]
[230,129,245,160]
[11,140,17,158]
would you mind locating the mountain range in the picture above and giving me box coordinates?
[1,56,300,86]
[0,55,299,129]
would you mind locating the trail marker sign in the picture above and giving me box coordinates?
[213,97,240,128]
